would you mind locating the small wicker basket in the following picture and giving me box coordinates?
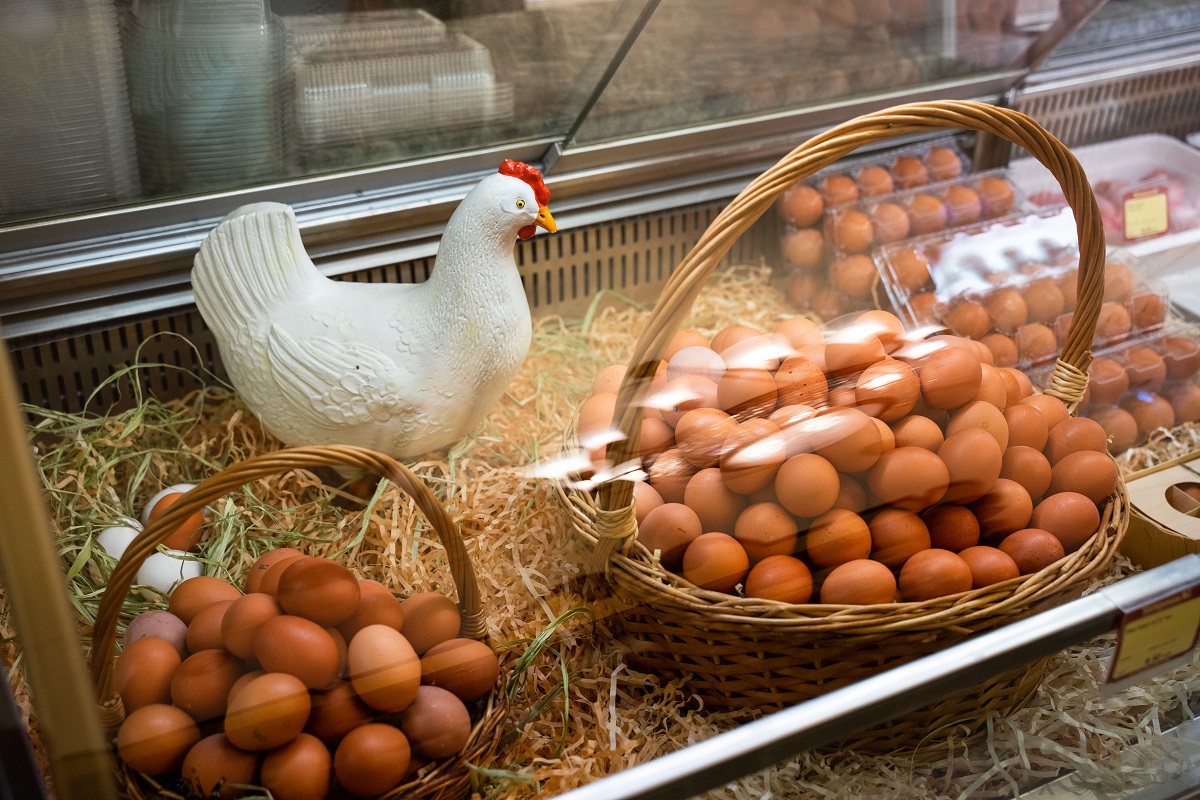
[558,101,1129,751]
[90,444,505,800]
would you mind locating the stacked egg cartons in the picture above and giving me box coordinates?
[283,9,513,163]
[778,139,1001,321]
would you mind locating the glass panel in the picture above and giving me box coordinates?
[572,0,1106,146]
[0,0,652,225]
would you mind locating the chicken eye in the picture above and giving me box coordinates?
[515,199,525,209]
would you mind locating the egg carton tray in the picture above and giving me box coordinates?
[281,8,446,62]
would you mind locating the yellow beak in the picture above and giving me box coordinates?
[537,205,557,233]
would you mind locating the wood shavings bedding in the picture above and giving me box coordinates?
[5,264,1200,800]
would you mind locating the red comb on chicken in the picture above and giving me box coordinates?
[499,159,552,239]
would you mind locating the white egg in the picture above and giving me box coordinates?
[135,550,202,594]
[95,520,143,561]
[139,484,202,526]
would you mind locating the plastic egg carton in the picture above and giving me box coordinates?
[1027,323,1200,456]
[877,206,1170,369]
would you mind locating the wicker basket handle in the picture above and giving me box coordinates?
[90,444,483,728]
[593,100,1105,563]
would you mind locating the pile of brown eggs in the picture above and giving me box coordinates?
[577,310,1116,605]
[113,551,498,799]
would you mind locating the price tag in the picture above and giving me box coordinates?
[1108,585,1200,684]
[1123,187,1170,241]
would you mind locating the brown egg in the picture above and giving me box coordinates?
[399,685,472,760]
[1132,293,1168,329]
[224,672,311,751]
[805,509,872,569]
[969,478,1033,538]
[889,248,932,291]
[809,408,885,473]
[718,368,779,419]
[168,576,242,625]
[833,473,870,513]
[147,491,207,551]
[855,359,920,422]
[1030,492,1101,553]
[972,364,1007,409]
[922,504,980,552]
[334,723,411,798]
[1015,324,1057,364]
[867,202,909,245]
[260,556,312,597]
[1000,528,1065,574]
[1164,336,1200,380]
[833,210,874,253]
[673,408,733,469]
[812,286,844,321]
[577,391,617,446]
[1166,383,1200,425]
[999,368,1034,405]
[830,254,878,297]
[926,147,962,181]
[868,508,930,568]
[820,559,897,604]
[999,445,1053,501]
[943,302,989,340]
[328,628,349,678]
[637,503,703,569]
[946,400,1009,451]
[908,194,949,235]
[978,176,1015,216]
[958,546,1020,588]
[228,670,265,706]
[395,593,460,657]
[944,185,982,226]
[820,174,860,207]
[890,415,944,451]
[720,419,787,494]
[775,360,829,413]
[1004,404,1049,451]
[186,599,234,653]
[775,317,824,350]
[117,704,201,775]
[590,364,627,396]
[783,228,827,270]
[220,593,283,660]
[774,454,840,518]
[898,549,972,601]
[1125,347,1167,393]
[909,291,940,324]
[683,532,750,593]
[1087,358,1130,407]
[874,417,897,454]
[1044,417,1109,464]
[649,448,698,503]
[171,649,244,722]
[892,156,929,189]
[123,610,189,658]
[984,290,1028,334]
[305,680,373,744]
[857,310,906,352]
[1019,394,1071,430]
[1096,302,1132,342]
[334,580,405,644]
[778,184,825,227]
[655,376,719,428]
[181,734,260,800]
[115,637,181,713]
[744,555,813,603]
[1124,394,1176,442]
[938,428,1003,504]
[254,616,340,690]
[980,334,1018,368]
[684,468,747,534]
[261,733,332,800]
[421,639,499,703]
[666,346,725,385]
[734,502,800,565]
[867,447,949,511]
[348,625,421,713]
[825,333,886,377]
[1086,407,1137,454]
[633,480,665,525]
[1024,278,1066,324]
[857,165,895,197]
[1103,261,1134,303]
[919,346,982,410]
[1048,450,1118,504]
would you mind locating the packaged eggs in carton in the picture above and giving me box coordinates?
[575,309,1117,606]
[1027,323,1200,456]
[778,136,971,321]
[879,205,1170,369]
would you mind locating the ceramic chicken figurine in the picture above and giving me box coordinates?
[191,159,556,458]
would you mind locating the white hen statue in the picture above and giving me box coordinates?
[192,159,556,459]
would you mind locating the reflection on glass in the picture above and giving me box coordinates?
[572,0,1105,145]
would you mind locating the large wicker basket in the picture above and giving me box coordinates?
[90,444,505,800]
[558,101,1128,751]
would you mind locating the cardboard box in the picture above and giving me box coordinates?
[1123,454,1200,568]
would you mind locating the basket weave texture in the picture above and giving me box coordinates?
[90,444,504,800]
[559,100,1129,748]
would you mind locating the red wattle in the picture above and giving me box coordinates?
[518,224,536,240]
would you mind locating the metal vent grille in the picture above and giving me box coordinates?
[1016,61,1200,148]
[8,199,774,415]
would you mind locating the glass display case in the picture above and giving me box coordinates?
[0,0,1111,342]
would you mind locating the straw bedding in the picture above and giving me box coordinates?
[5,264,1200,799]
